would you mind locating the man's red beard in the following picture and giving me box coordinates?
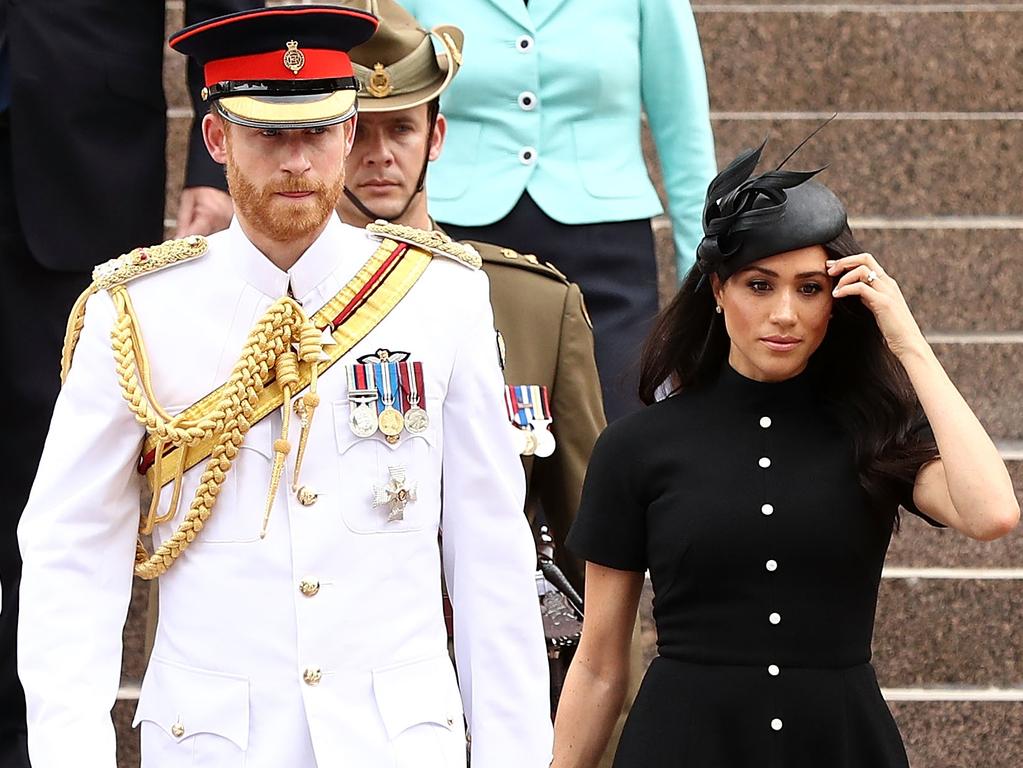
[226,153,345,243]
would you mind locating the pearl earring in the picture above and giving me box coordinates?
[715,305,723,314]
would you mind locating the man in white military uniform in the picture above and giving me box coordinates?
[16,6,551,768]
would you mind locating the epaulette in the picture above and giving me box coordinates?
[92,235,208,291]
[470,241,569,284]
[366,221,481,270]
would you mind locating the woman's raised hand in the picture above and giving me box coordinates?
[828,252,928,360]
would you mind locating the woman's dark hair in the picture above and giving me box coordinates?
[638,227,939,514]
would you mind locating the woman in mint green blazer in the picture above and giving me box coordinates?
[402,0,716,421]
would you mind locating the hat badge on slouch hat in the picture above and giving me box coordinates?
[343,0,465,112]
[696,130,849,282]
[168,5,380,129]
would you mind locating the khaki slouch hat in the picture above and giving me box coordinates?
[346,0,464,112]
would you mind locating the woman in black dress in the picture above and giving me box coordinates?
[550,145,1020,768]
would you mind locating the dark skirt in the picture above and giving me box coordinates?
[614,657,909,768]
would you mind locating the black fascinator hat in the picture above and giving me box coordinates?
[696,138,847,281]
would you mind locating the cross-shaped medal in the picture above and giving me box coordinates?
[372,465,417,522]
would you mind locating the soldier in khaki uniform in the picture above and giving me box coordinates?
[336,2,643,764]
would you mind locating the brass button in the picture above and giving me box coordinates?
[171,721,185,738]
[296,486,318,506]
[303,668,322,686]
[299,579,320,597]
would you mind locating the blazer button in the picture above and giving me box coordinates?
[518,91,537,111]
[516,35,534,52]
[299,578,320,597]
[303,668,322,686]
[296,486,318,506]
[171,721,185,738]
[518,146,537,165]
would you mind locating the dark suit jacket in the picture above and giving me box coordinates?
[3,0,258,271]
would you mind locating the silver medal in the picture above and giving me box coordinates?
[350,401,378,438]
[405,405,430,434]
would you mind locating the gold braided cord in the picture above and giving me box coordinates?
[60,283,99,384]
[110,287,225,446]
[132,297,308,579]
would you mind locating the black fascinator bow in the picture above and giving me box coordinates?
[695,117,844,285]
[696,140,823,278]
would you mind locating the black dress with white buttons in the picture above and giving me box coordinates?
[567,362,938,767]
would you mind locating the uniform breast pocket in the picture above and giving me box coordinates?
[373,655,467,768]
[133,657,249,768]
[333,399,441,535]
[178,419,274,545]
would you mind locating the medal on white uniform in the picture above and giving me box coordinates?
[347,365,379,438]
[373,465,417,522]
[375,361,405,443]
[399,360,430,435]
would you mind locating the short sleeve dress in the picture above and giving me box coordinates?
[567,362,938,768]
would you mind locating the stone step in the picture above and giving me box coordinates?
[893,700,1023,768]
[163,4,188,111]
[929,340,1023,437]
[711,118,1020,218]
[114,700,139,768]
[696,7,1023,113]
[654,223,1023,334]
[872,578,1023,687]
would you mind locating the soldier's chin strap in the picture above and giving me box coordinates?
[343,108,436,225]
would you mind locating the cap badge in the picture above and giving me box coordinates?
[283,40,306,76]
[367,63,393,98]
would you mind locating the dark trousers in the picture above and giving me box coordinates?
[0,114,91,767]
[441,193,660,423]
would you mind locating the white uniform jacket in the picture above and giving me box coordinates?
[18,216,553,768]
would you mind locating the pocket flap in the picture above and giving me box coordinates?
[132,657,250,750]
[372,655,463,740]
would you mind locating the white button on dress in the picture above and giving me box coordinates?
[759,457,771,468]
[766,559,778,571]
[769,612,781,625]
[771,718,784,731]
[768,664,780,676]
[761,503,774,516]
[760,416,772,428]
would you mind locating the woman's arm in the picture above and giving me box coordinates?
[551,563,645,768]
[830,253,1020,540]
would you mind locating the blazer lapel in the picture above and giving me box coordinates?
[525,0,570,28]
[489,0,534,29]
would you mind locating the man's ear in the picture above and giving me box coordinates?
[428,113,447,162]
[202,112,229,165]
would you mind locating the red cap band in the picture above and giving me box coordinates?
[204,48,354,87]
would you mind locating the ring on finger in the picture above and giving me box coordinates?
[865,269,879,284]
